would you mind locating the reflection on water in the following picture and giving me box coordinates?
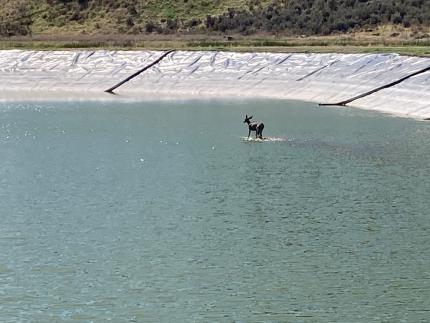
[0,99,430,322]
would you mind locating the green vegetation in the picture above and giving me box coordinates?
[1,35,429,57]
[0,0,270,36]
[0,0,429,37]
[205,0,430,35]
[0,0,429,55]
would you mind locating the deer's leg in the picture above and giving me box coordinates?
[248,129,251,138]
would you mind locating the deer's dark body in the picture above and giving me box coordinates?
[244,115,264,139]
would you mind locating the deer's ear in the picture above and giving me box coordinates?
[245,114,248,118]
[249,115,253,119]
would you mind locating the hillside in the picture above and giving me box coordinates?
[0,0,429,38]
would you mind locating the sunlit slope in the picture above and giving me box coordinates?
[0,0,428,36]
[1,0,270,35]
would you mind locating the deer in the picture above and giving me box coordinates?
[243,115,264,139]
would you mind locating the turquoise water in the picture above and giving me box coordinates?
[1,100,430,322]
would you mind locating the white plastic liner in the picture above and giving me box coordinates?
[0,50,429,118]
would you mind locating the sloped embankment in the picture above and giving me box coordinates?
[0,50,429,119]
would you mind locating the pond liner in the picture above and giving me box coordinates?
[319,65,430,107]
[296,59,339,81]
[105,50,175,94]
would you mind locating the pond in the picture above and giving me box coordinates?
[1,99,429,322]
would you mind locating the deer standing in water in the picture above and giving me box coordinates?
[243,115,264,139]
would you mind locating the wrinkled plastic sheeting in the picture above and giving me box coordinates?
[0,50,429,118]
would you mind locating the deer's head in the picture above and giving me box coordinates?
[243,115,253,124]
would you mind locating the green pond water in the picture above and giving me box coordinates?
[0,99,430,322]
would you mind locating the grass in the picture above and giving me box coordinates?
[1,0,429,57]
[1,33,429,57]
[8,0,268,35]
